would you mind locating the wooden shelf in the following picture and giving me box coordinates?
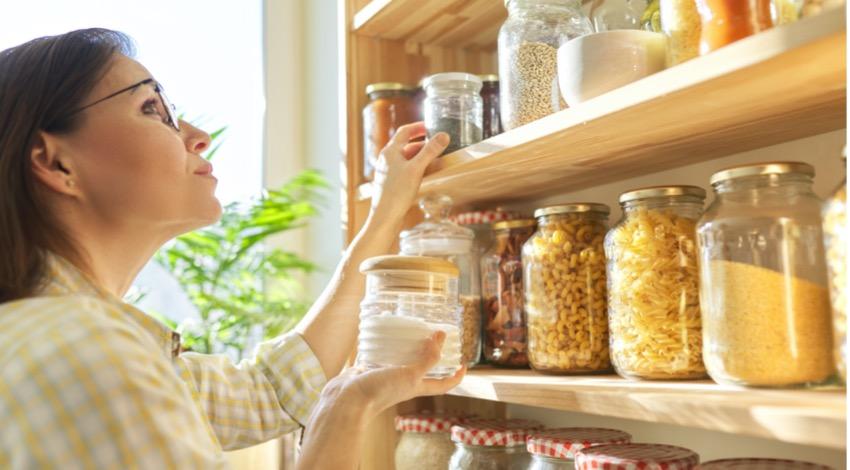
[449,368,846,450]
[352,0,504,48]
[358,9,846,206]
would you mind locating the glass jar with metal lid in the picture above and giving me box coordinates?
[698,162,835,387]
[355,255,463,378]
[527,428,632,470]
[524,203,611,374]
[422,73,483,155]
[605,186,707,380]
[823,152,846,383]
[481,219,537,367]
[449,418,543,470]
[362,82,418,181]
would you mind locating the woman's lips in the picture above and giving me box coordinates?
[194,162,214,176]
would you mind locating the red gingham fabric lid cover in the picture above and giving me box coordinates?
[575,443,700,470]
[698,459,834,470]
[450,209,516,225]
[450,418,543,447]
[527,428,633,460]
[394,411,472,433]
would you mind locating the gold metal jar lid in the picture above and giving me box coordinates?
[618,185,706,204]
[479,74,499,82]
[360,255,459,277]
[493,219,536,231]
[365,82,410,95]
[534,203,610,219]
[709,162,815,186]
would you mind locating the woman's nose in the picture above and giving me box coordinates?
[179,120,212,154]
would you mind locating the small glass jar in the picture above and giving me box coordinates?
[401,196,482,367]
[482,219,537,367]
[589,0,649,31]
[772,0,804,24]
[606,186,707,380]
[660,0,701,65]
[480,75,503,139]
[423,73,483,155]
[527,428,633,470]
[700,459,833,470]
[575,444,699,470]
[698,162,835,388]
[356,255,462,378]
[823,155,846,383]
[395,412,470,470]
[362,83,418,181]
[449,418,542,470]
[524,204,611,374]
[695,0,773,55]
[498,0,593,130]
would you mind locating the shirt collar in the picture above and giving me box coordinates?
[41,253,181,358]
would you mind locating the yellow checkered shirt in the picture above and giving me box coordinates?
[0,254,327,468]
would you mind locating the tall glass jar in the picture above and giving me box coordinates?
[527,428,633,470]
[449,419,542,470]
[480,75,503,139]
[524,204,611,374]
[356,255,463,378]
[823,155,846,383]
[401,196,482,367]
[423,73,483,155]
[606,186,706,380]
[395,412,471,470]
[498,0,593,130]
[698,162,835,387]
[362,83,418,181]
[481,219,537,367]
[660,0,701,65]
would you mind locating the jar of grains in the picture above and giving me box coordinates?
[498,0,593,131]
[605,186,707,380]
[527,428,632,470]
[481,219,537,367]
[449,418,543,470]
[698,162,835,387]
[700,459,833,470]
[395,412,471,470]
[362,82,418,181]
[660,0,701,65]
[575,444,700,470]
[401,195,482,367]
[524,203,611,374]
[823,154,846,383]
[479,75,504,139]
[422,73,483,155]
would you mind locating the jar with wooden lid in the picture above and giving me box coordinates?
[362,82,418,181]
[449,418,543,470]
[606,186,707,380]
[823,153,846,383]
[527,428,632,470]
[355,255,463,378]
[524,203,611,374]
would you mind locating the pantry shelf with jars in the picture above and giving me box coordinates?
[340,0,847,468]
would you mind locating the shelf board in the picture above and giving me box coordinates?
[358,9,846,206]
[448,368,846,450]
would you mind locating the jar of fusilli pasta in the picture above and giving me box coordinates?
[605,186,707,380]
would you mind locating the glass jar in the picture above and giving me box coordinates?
[660,0,701,65]
[524,204,611,374]
[695,0,773,55]
[423,73,483,155]
[527,428,633,470]
[482,219,537,367]
[449,418,542,470]
[356,255,463,378]
[575,444,699,470]
[362,83,418,181]
[498,0,593,130]
[588,0,649,31]
[606,186,707,380]
[823,156,846,383]
[698,162,835,387]
[395,412,470,470]
[772,0,804,24]
[480,75,503,139]
[401,196,482,367]
[700,459,833,470]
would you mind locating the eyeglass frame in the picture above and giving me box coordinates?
[64,78,180,132]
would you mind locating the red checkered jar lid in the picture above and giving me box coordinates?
[450,418,543,447]
[394,411,472,434]
[450,209,516,226]
[699,459,833,470]
[527,428,633,460]
[575,443,700,470]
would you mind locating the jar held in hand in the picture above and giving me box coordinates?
[422,73,483,155]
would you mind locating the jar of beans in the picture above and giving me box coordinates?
[523,203,611,374]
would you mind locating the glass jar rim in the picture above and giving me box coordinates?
[360,255,460,277]
[709,161,815,186]
[505,0,582,8]
[618,186,706,204]
[422,72,483,93]
[365,82,413,95]
[534,203,610,218]
[493,219,536,231]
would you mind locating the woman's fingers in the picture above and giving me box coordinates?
[402,141,427,159]
[412,133,449,171]
[386,122,427,152]
[418,365,467,396]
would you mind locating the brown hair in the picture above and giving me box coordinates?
[0,28,135,303]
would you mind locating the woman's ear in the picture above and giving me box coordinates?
[30,131,80,197]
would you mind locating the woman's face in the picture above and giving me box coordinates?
[54,54,221,238]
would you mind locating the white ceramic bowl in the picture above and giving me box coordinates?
[557,30,667,107]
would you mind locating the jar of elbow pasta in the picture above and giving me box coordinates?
[605,186,707,380]
[524,203,611,374]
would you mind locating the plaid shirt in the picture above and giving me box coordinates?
[0,254,327,469]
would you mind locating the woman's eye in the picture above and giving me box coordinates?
[142,98,159,115]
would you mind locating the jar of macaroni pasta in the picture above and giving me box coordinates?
[395,412,471,470]
[449,418,542,470]
[527,428,632,470]
[605,186,707,380]
[524,204,611,374]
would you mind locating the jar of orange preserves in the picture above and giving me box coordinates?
[695,0,773,54]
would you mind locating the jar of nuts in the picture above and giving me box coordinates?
[481,219,536,367]
[606,186,707,380]
[523,204,611,374]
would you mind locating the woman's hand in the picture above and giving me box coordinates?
[370,122,449,224]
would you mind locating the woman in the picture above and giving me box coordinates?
[0,29,463,469]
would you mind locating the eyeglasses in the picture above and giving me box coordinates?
[66,78,180,132]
